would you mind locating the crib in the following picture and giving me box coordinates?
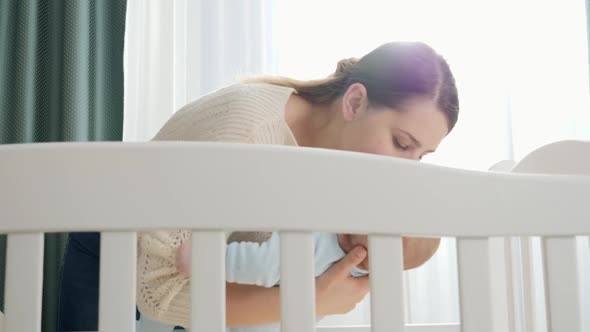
[0,140,588,332]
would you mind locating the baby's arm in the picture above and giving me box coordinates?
[227,233,367,284]
[225,232,281,287]
[176,232,367,288]
[226,233,367,284]
[176,232,282,287]
[176,232,280,287]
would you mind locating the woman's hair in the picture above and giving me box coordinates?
[244,42,459,132]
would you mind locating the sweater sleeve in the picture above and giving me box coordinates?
[136,84,297,327]
[136,230,193,326]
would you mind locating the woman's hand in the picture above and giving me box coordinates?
[179,241,369,325]
[338,234,441,271]
[225,246,369,326]
[315,246,369,315]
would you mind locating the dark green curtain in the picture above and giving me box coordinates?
[0,1,126,331]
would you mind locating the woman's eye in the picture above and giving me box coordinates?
[393,139,408,151]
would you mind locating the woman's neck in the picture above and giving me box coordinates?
[284,94,343,149]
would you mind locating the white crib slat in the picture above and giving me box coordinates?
[280,232,315,332]
[457,238,493,332]
[191,231,226,332]
[318,325,461,332]
[488,237,515,332]
[369,235,404,332]
[99,232,137,332]
[543,236,583,331]
[406,324,461,332]
[578,236,590,332]
[4,233,44,332]
[518,236,536,331]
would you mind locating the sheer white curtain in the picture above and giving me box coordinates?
[271,0,589,326]
[124,0,590,328]
[124,0,275,142]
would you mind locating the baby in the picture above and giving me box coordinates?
[137,232,369,332]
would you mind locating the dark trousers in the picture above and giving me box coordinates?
[57,233,101,331]
[57,233,179,331]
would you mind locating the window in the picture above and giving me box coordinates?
[270,0,589,326]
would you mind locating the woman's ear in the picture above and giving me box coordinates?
[341,83,368,122]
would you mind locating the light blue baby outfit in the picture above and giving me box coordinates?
[137,232,368,332]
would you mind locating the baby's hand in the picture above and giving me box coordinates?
[176,240,191,276]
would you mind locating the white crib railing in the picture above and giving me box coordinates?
[0,140,588,332]
[506,140,590,332]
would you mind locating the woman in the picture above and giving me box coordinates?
[137,40,459,330]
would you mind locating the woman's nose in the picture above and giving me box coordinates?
[400,151,421,161]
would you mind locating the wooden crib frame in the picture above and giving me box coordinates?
[0,140,588,332]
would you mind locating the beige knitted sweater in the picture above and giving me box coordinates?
[137,83,298,326]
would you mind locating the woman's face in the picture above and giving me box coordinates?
[336,84,450,269]
[336,83,449,161]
